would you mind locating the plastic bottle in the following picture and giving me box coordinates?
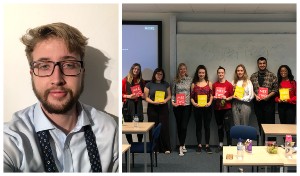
[285,134,293,159]
[237,138,244,160]
[133,115,139,128]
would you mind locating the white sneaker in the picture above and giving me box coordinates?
[182,145,187,153]
[179,147,184,156]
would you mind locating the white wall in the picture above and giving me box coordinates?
[3,4,119,122]
[177,33,296,82]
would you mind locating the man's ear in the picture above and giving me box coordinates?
[30,69,33,76]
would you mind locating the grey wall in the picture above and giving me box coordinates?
[122,12,296,149]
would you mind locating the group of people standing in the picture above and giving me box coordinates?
[122,57,296,156]
[122,64,172,153]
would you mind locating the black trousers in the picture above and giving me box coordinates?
[214,109,233,145]
[147,103,171,152]
[253,98,275,139]
[278,103,297,144]
[193,106,212,145]
[278,103,296,124]
[173,105,191,146]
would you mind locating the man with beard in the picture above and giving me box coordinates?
[250,57,278,137]
[3,23,118,172]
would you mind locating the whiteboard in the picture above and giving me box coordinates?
[177,34,296,82]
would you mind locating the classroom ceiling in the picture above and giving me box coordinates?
[122,4,296,14]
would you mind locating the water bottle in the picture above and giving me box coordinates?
[237,138,244,160]
[285,134,293,159]
[133,115,139,128]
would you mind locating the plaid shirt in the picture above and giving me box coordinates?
[250,69,278,94]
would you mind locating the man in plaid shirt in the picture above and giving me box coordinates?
[250,57,278,136]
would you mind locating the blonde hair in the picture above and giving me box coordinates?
[233,64,248,87]
[174,63,188,83]
[127,63,142,84]
[21,22,88,63]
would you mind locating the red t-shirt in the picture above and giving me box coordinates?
[122,77,145,102]
[212,80,234,110]
[275,80,296,104]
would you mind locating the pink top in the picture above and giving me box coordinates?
[191,83,212,103]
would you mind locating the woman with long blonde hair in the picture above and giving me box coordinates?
[122,63,145,143]
[171,63,192,156]
[232,64,254,125]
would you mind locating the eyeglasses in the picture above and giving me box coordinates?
[30,60,84,77]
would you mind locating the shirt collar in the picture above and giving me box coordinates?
[74,102,91,131]
[33,102,91,133]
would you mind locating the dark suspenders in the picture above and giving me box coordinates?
[36,125,102,172]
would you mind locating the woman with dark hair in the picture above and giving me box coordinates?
[171,63,192,156]
[144,68,172,153]
[275,65,296,124]
[191,65,213,154]
[122,63,145,143]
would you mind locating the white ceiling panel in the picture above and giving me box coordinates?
[123,3,296,14]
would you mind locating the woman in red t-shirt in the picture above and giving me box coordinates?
[212,66,234,153]
[122,63,145,143]
[275,65,296,124]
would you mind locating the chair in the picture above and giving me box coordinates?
[230,125,259,145]
[130,123,162,172]
[229,125,260,172]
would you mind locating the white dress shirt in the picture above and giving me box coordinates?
[4,102,118,172]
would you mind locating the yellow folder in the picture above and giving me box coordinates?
[154,91,165,102]
[234,86,245,99]
[197,95,207,107]
[279,88,290,101]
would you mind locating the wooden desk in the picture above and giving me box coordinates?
[261,124,296,143]
[222,146,284,172]
[122,144,131,172]
[122,122,155,172]
[277,147,297,172]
